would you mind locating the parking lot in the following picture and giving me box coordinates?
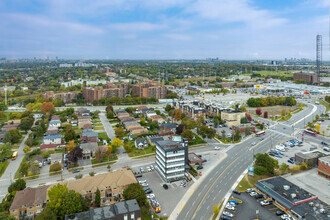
[221,190,287,220]
[132,165,192,217]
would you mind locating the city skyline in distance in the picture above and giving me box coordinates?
[0,0,329,60]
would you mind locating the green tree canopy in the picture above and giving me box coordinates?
[123,183,148,208]
[8,179,26,194]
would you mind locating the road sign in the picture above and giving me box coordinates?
[248,166,254,176]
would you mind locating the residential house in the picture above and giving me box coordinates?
[55,169,137,206]
[148,136,164,146]
[150,115,165,123]
[70,119,78,126]
[135,138,148,149]
[81,129,98,143]
[45,129,58,136]
[42,134,62,145]
[40,144,58,151]
[48,120,61,130]
[78,108,90,116]
[51,115,60,121]
[9,186,49,219]
[78,121,92,129]
[146,111,157,118]
[2,124,20,131]
[83,123,93,130]
[78,116,91,122]
[80,142,99,159]
[130,128,148,136]
[159,123,177,135]
[64,199,142,220]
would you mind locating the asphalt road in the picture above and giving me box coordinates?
[176,102,323,220]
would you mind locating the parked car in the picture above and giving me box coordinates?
[163,184,168,190]
[288,159,294,164]
[233,190,241,195]
[72,169,80,173]
[225,203,235,210]
[180,181,186,187]
[222,211,234,218]
[135,174,142,178]
[140,183,149,187]
[281,214,290,219]
[202,159,207,163]
[144,188,153,194]
[220,216,230,220]
[197,166,203,170]
[255,194,263,199]
[229,199,239,205]
[250,192,258,197]
[324,147,330,152]
[147,194,155,199]
[246,188,254,193]
[276,210,285,216]
[150,165,154,170]
[260,199,273,206]
[321,141,328,146]
[139,180,147,184]
[140,167,144,172]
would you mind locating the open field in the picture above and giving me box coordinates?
[246,105,298,116]
[254,70,293,77]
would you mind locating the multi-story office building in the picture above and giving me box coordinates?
[132,83,167,99]
[155,139,188,183]
[42,91,77,103]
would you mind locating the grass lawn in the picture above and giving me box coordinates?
[14,154,29,179]
[254,70,293,77]
[246,105,298,117]
[94,123,103,126]
[94,126,104,130]
[235,174,270,192]
[190,133,206,145]
[91,155,118,168]
[74,128,83,135]
[0,112,10,123]
[0,161,10,178]
[110,119,119,124]
[127,144,156,158]
[319,100,330,112]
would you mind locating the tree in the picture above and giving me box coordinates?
[115,127,125,138]
[50,162,62,173]
[66,140,75,152]
[256,108,262,116]
[106,111,114,119]
[280,163,289,174]
[106,104,114,113]
[48,184,89,219]
[107,145,112,158]
[64,126,75,142]
[3,131,12,144]
[123,183,148,208]
[316,124,321,133]
[23,146,31,154]
[322,129,325,136]
[35,207,57,220]
[245,127,251,136]
[263,111,268,118]
[181,118,198,129]
[41,151,51,159]
[20,118,34,132]
[300,162,308,170]
[255,153,279,175]
[174,109,182,121]
[315,114,320,121]
[245,113,252,122]
[176,124,184,135]
[140,118,146,126]
[95,188,101,207]
[67,147,83,165]
[8,179,26,193]
[234,130,241,141]
[254,166,268,175]
[281,110,286,116]
[213,205,219,216]
[9,129,22,144]
[149,121,159,131]
[111,137,123,153]
[0,143,12,161]
[165,104,172,112]
[40,102,55,113]
[181,129,194,143]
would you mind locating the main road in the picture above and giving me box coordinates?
[174,101,323,220]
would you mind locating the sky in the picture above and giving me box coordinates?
[0,0,329,60]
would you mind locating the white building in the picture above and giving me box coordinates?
[43,134,62,145]
[61,78,107,88]
[48,120,61,130]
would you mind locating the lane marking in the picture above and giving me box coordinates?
[190,190,194,196]
[179,203,186,212]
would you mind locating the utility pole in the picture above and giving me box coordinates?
[4,83,7,106]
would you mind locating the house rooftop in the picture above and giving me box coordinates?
[319,155,330,163]
[43,134,62,140]
[159,123,177,129]
[10,186,49,210]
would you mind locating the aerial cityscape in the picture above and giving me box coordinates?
[0,0,330,220]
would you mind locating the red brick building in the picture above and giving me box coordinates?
[293,73,319,85]
[132,83,167,99]
[318,156,330,179]
[43,91,77,103]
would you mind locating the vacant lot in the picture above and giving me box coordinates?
[246,105,298,116]
[254,70,293,77]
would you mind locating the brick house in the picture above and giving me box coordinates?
[318,156,330,179]
[81,129,98,143]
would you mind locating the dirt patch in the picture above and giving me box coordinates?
[246,105,298,116]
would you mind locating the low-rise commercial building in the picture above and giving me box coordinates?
[318,156,330,179]
[155,139,188,183]
[221,109,245,126]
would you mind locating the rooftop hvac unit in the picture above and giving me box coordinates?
[283,185,290,190]
[291,193,296,199]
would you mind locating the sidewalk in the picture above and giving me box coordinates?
[168,151,227,220]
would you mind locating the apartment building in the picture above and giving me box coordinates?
[132,83,167,99]
[10,185,49,219]
[293,73,319,85]
[82,83,130,104]
[155,139,188,183]
[43,91,77,104]
[174,101,206,119]
[57,169,137,205]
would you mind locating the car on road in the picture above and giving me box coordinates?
[260,138,264,141]
[321,141,328,146]
[233,190,241,195]
[251,142,256,146]
[202,159,207,163]
[180,181,186,187]
[140,167,144,172]
[197,166,203,170]
[147,194,155,199]
[324,147,330,152]
[222,211,234,218]
[140,183,149,187]
[72,169,80,173]
[276,210,285,216]
[250,192,258,197]
[144,188,153,194]
[246,188,254,193]
[214,146,220,150]
[163,184,168,190]
[150,165,154,170]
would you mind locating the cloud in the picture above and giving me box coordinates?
[185,0,287,28]
[164,33,191,41]
[108,22,165,32]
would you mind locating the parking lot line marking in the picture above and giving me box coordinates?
[190,190,194,195]
[269,207,278,210]
[179,203,185,212]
